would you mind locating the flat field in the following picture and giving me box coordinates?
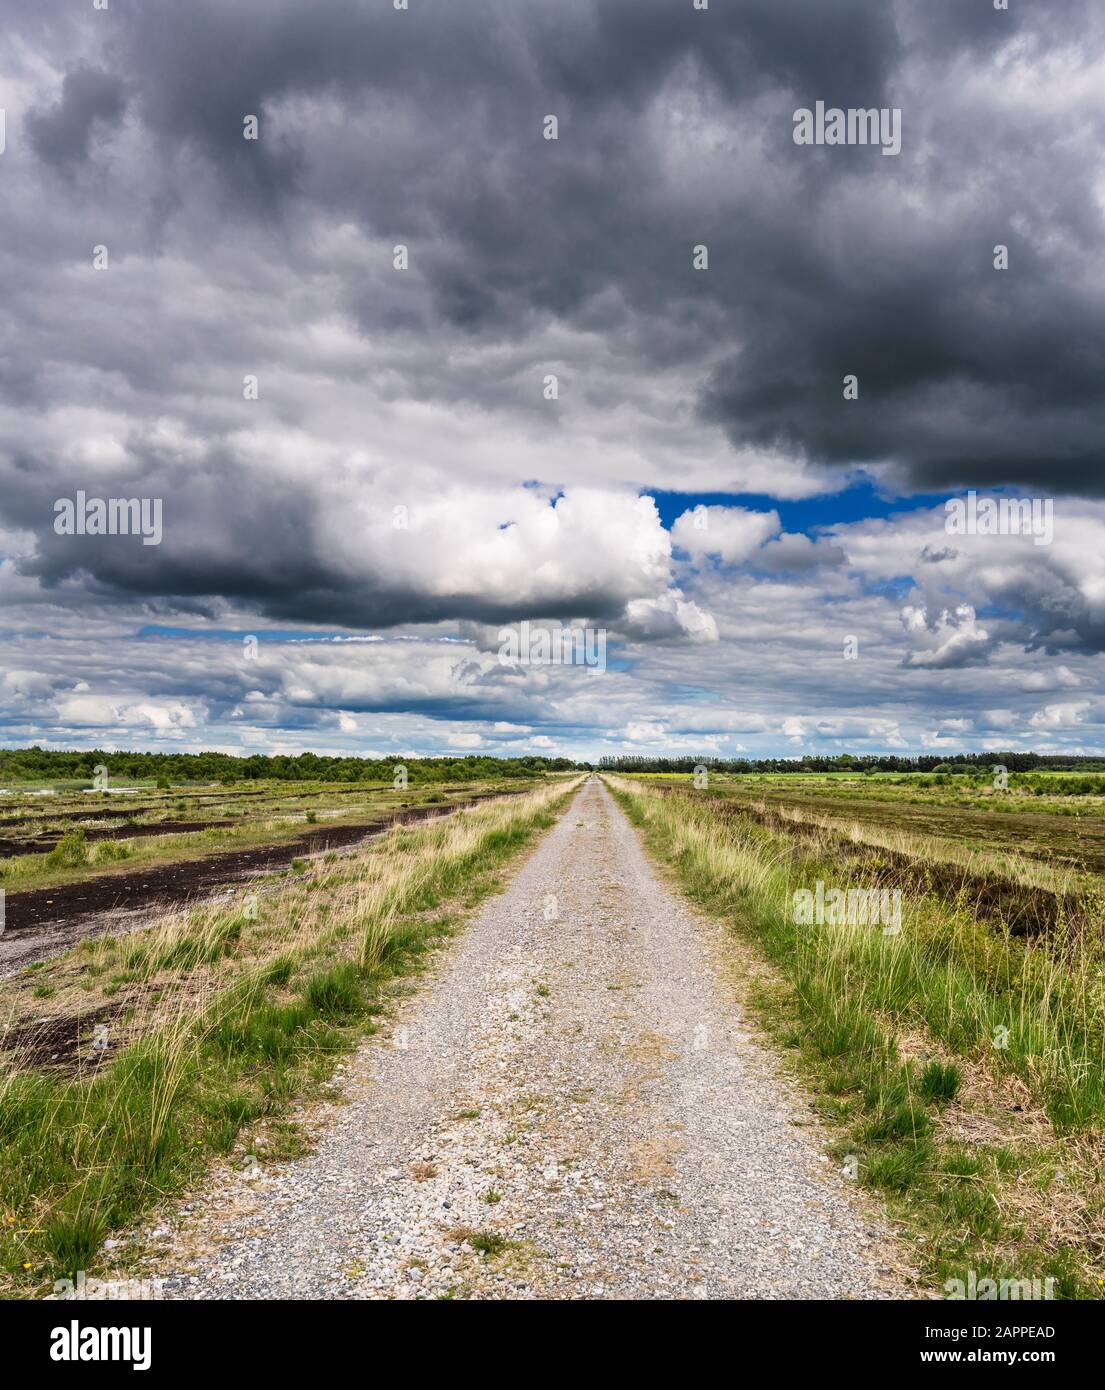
[0,775,539,971]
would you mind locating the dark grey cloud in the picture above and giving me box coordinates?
[89,0,1105,498]
[26,66,127,167]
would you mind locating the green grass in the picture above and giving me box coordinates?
[918,1059,962,1104]
[466,1229,509,1256]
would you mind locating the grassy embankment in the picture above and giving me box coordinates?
[0,778,579,1296]
[605,774,1105,1299]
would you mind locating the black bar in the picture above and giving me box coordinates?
[5,1297,1085,1376]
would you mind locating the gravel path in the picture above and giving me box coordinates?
[158,778,912,1300]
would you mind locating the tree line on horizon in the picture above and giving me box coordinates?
[0,747,580,784]
[595,752,1105,773]
[3,747,1103,784]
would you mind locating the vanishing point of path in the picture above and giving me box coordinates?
[159,779,913,1300]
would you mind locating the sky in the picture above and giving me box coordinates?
[1,0,1104,763]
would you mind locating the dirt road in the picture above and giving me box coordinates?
[158,778,911,1300]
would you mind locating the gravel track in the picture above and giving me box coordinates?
[158,778,912,1300]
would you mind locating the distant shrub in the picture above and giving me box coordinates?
[46,830,89,869]
[94,840,132,863]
